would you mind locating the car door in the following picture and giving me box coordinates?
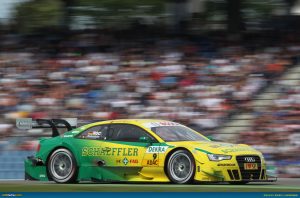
[106,123,160,168]
[73,124,111,167]
[73,123,160,168]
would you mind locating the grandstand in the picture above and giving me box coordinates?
[0,34,299,179]
[218,63,300,177]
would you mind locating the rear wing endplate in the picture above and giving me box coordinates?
[16,118,77,137]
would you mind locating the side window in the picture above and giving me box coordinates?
[77,125,109,140]
[108,124,154,142]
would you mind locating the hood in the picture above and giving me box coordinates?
[167,141,261,156]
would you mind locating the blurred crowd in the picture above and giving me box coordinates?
[0,32,300,177]
[239,79,300,177]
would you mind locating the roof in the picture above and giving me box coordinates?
[81,119,177,129]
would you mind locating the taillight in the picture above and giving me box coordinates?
[36,143,41,152]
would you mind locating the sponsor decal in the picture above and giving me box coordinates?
[157,121,180,126]
[144,121,181,128]
[82,147,138,157]
[221,147,254,154]
[217,163,236,166]
[1,194,23,197]
[86,131,102,139]
[71,130,80,133]
[244,163,258,170]
[39,174,46,177]
[209,143,235,148]
[147,153,159,166]
[123,157,129,165]
[116,159,138,164]
[16,118,32,130]
[129,159,138,164]
[146,146,168,153]
[63,134,73,138]
[88,131,102,136]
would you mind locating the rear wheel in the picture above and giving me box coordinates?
[48,148,77,183]
[166,150,195,184]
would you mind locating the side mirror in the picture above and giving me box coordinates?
[139,136,153,143]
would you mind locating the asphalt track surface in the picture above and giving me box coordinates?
[0,178,299,192]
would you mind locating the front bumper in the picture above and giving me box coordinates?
[194,154,276,183]
[195,167,277,183]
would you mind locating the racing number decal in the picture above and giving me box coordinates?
[142,145,168,166]
[146,153,158,166]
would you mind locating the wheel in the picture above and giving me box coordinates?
[166,150,195,184]
[48,148,78,183]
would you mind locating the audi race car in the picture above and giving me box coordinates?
[16,118,276,184]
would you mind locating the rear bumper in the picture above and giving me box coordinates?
[24,156,49,181]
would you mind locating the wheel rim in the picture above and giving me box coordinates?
[50,151,73,180]
[169,152,193,182]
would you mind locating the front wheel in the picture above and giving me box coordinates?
[48,148,78,183]
[166,150,195,184]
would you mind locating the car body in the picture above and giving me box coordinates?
[22,119,275,184]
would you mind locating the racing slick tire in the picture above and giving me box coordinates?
[48,148,78,183]
[166,150,195,184]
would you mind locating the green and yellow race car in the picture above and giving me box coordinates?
[16,118,276,184]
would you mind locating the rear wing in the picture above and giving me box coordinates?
[16,118,77,137]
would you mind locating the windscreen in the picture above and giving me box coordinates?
[151,125,209,142]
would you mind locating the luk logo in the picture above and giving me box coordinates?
[123,157,129,165]
[146,146,168,153]
[244,157,255,162]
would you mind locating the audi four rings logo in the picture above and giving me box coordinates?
[244,157,255,162]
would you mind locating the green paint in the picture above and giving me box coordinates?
[202,170,224,179]
[195,148,212,154]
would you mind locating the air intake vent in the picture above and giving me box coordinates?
[232,170,240,180]
[227,170,234,180]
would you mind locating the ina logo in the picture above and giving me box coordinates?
[123,157,129,165]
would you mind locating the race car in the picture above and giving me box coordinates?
[16,118,276,184]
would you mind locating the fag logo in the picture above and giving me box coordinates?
[146,146,168,153]
[129,159,138,164]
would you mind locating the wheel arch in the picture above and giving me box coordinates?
[163,147,195,179]
[45,146,79,180]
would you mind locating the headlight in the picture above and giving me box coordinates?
[207,154,232,161]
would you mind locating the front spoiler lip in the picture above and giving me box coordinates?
[241,178,277,182]
[240,176,277,182]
